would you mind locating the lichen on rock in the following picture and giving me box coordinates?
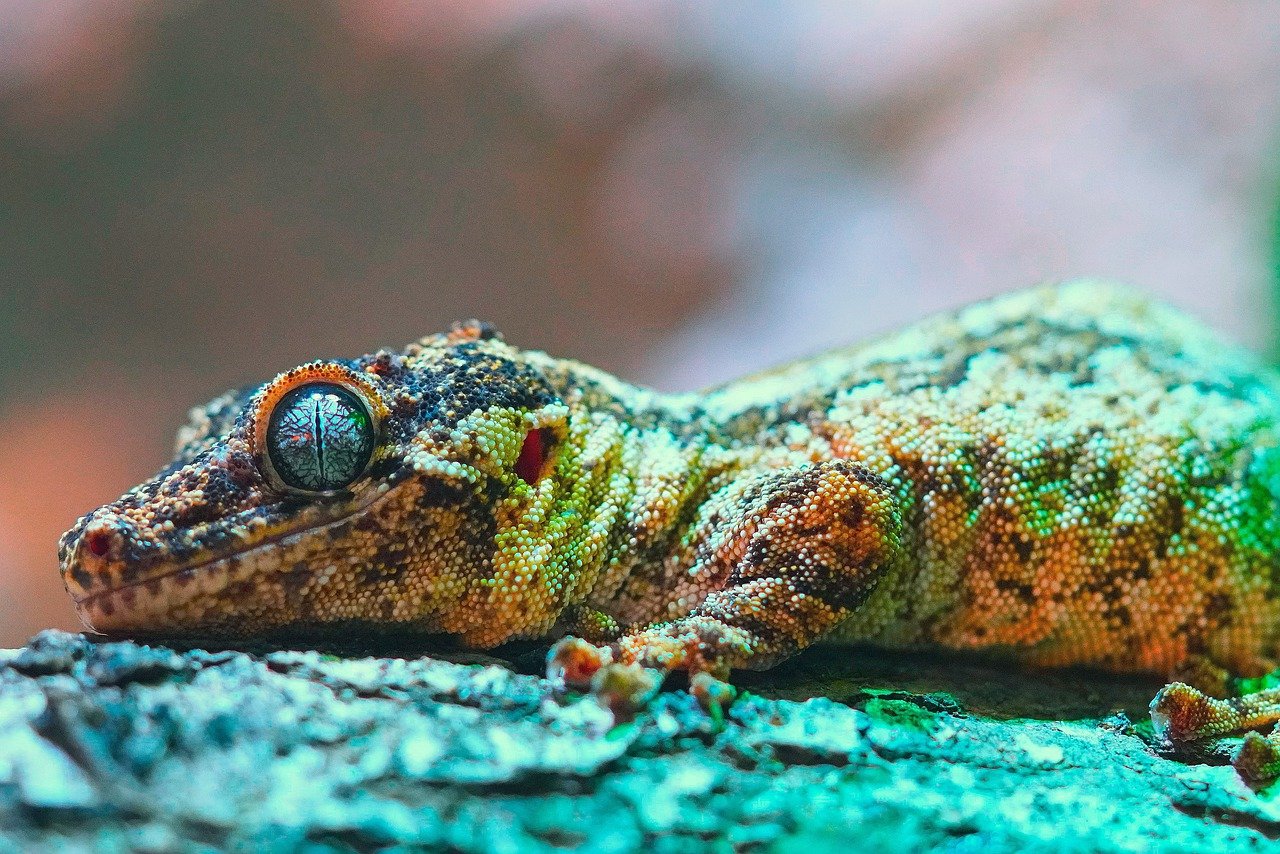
[1,630,1279,851]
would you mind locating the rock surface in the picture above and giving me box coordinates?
[1,630,1279,852]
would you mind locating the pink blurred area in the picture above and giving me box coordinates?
[2,1,1279,645]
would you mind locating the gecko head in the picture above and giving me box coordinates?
[58,321,607,644]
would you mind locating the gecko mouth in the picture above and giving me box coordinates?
[71,481,408,634]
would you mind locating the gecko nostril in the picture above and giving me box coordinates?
[84,529,113,558]
[79,519,131,561]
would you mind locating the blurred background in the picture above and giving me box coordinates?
[3,1,1280,645]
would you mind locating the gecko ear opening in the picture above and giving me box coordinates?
[514,428,553,485]
[512,402,569,486]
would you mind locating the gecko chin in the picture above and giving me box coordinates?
[60,474,478,639]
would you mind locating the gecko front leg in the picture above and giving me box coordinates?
[550,460,903,699]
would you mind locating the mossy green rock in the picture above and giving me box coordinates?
[1,630,1278,851]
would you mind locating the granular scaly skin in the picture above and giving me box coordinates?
[56,282,1280,773]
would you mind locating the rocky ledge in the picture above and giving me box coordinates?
[1,630,1278,852]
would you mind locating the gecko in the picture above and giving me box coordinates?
[57,281,1280,779]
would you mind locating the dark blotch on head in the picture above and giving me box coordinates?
[381,344,556,449]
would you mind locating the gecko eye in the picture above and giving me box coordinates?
[265,382,376,492]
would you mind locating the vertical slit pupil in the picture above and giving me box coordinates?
[313,402,325,483]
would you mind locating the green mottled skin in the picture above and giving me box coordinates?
[57,283,1280,759]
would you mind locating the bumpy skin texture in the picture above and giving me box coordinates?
[58,283,1280,773]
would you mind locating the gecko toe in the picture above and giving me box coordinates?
[546,636,612,689]
[590,662,663,719]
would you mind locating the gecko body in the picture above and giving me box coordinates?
[57,282,1280,775]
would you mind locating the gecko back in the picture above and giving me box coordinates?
[724,283,1280,676]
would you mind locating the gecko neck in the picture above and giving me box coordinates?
[544,385,766,626]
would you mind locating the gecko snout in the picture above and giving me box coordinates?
[60,513,139,601]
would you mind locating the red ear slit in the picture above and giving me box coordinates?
[514,428,549,485]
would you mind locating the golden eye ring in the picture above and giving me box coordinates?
[250,364,388,495]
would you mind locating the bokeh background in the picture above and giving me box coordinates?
[3,1,1280,646]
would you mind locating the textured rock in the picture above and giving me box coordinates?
[1,630,1278,852]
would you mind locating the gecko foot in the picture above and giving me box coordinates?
[547,636,662,717]
[1233,732,1280,783]
[1151,681,1280,782]
[547,634,738,719]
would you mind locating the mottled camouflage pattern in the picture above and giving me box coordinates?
[58,284,1280,748]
